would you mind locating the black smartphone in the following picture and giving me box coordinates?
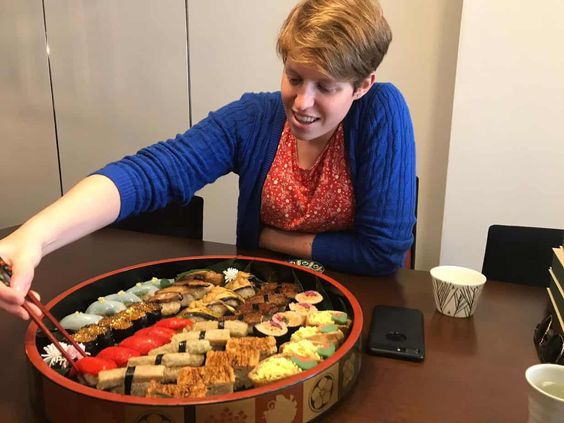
[366,305,425,361]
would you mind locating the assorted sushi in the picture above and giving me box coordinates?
[39,265,351,400]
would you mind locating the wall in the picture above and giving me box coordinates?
[379,0,462,269]
[441,0,564,270]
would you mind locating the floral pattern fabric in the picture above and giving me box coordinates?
[261,122,355,233]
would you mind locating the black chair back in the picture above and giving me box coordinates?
[482,224,563,286]
[111,196,204,240]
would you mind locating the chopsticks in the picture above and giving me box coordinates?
[0,258,86,371]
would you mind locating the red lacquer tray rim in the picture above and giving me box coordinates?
[25,255,363,406]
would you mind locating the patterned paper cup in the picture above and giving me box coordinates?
[430,266,487,318]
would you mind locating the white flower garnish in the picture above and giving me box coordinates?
[223,267,239,283]
[41,342,87,368]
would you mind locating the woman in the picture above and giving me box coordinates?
[0,0,415,320]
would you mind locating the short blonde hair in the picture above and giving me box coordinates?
[277,0,392,87]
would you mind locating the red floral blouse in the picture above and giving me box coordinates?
[260,122,355,233]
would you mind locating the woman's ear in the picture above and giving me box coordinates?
[353,72,377,99]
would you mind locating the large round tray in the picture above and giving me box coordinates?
[25,256,363,423]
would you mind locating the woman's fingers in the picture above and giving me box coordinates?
[25,291,43,319]
[9,260,35,296]
[0,296,30,320]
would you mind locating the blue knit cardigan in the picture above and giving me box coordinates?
[96,83,416,276]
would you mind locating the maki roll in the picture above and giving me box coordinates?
[289,302,318,316]
[294,290,324,305]
[254,320,289,345]
[272,311,304,335]
[86,297,127,316]
[60,312,103,332]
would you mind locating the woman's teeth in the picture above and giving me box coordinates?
[294,113,317,124]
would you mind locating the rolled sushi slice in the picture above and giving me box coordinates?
[294,290,324,305]
[288,302,318,316]
[254,320,289,345]
[104,290,141,306]
[86,298,127,317]
[60,312,103,332]
[272,311,305,335]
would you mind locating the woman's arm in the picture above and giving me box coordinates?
[311,84,416,276]
[0,175,120,319]
[259,226,315,258]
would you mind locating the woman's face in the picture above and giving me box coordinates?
[281,59,358,145]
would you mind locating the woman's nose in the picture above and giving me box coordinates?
[294,85,315,111]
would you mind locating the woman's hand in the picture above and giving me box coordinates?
[0,174,121,320]
[0,229,43,320]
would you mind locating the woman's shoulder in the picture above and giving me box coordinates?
[238,91,282,107]
[361,82,409,112]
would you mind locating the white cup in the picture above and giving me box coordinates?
[430,265,487,318]
[525,363,564,423]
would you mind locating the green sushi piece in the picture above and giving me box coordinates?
[331,311,348,325]
[320,324,338,333]
[317,344,336,359]
[290,356,317,370]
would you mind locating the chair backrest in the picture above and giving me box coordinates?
[404,176,419,269]
[111,196,204,240]
[482,224,563,286]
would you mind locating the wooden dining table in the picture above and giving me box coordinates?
[0,227,546,422]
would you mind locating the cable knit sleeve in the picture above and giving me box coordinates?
[94,94,261,221]
[311,83,416,276]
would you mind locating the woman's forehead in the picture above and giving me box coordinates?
[284,59,337,82]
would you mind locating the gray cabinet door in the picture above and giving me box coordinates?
[44,0,190,192]
[0,0,61,228]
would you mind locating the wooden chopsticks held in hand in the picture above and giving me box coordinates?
[0,258,86,371]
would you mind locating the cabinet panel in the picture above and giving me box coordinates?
[0,0,61,228]
[44,0,190,191]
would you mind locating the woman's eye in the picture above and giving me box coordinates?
[288,78,301,85]
[318,84,335,93]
